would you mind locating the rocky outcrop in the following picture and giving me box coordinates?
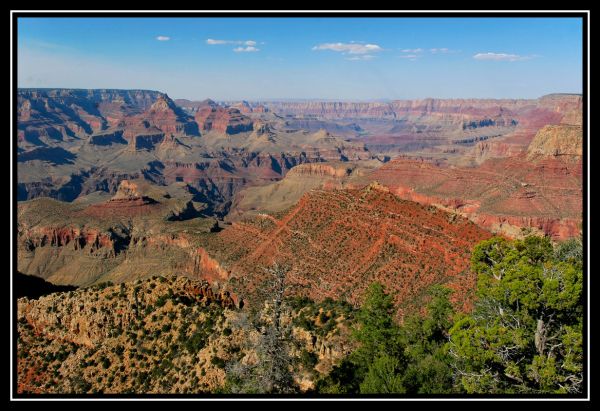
[232,101,268,114]
[526,125,583,162]
[193,100,253,135]
[357,155,582,240]
[17,89,198,150]
[124,95,199,138]
[285,163,354,178]
[18,224,127,266]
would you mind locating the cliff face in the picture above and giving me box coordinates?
[263,97,566,120]
[358,154,582,240]
[193,101,254,135]
[17,89,199,152]
[262,95,582,165]
[17,181,218,286]
[526,125,583,162]
[18,89,374,216]
[17,89,166,147]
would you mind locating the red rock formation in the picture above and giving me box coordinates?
[232,101,268,114]
[212,185,493,318]
[194,100,253,135]
[358,154,582,240]
[123,95,199,137]
[264,95,581,123]
[20,225,119,257]
[17,89,199,151]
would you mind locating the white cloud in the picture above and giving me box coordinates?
[207,38,257,45]
[473,52,534,62]
[312,42,383,55]
[233,46,259,53]
[207,38,260,52]
[156,36,170,41]
[345,55,376,61]
[430,48,450,54]
[401,48,423,53]
[206,38,229,45]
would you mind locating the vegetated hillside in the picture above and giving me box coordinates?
[17,275,356,394]
[207,183,493,319]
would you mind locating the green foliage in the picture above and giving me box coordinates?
[315,283,403,394]
[351,283,403,369]
[316,236,583,395]
[359,354,406,394]
[211,356,226,369]
[155,294,169,308]
[448,236,583,394]
[400,285,457,394]
[299,349,318,371]
[95,281,114,290]
[554,237,583,264]
[314,358,361,394]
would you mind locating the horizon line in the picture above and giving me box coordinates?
[16,87,583,102]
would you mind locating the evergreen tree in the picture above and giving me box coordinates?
[359,354,406,394]
[447,236,583,394]
[400,285,457,393]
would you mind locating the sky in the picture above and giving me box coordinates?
[17,16,584,101]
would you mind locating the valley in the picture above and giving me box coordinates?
[15,88,584,395]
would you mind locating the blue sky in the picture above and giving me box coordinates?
[17,17,583,100]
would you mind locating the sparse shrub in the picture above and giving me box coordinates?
[211,356,226,369]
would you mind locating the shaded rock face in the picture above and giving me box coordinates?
[193,101,254,135]
[17,89,165,146]
[14,272,78,300]
[17,89,198,150]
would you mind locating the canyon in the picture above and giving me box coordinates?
[15,88,584,395]
[16,89,583,291]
